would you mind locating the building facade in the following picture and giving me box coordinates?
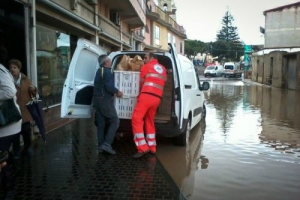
[143,0,186,53]
[251,2,300,91]
[263,2,300,48]
[0,0,146,132]
[0,0,186,133]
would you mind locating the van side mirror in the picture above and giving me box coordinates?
[200,82,210,91]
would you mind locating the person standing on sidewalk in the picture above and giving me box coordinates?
[93,54,123,155]
[132,52,167,159]
[9,59,37,157]
[0,48,22,155]
[0,46,22,198]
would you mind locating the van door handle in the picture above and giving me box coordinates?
[196,94,201,96]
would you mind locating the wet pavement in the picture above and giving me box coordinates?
[0,119,186,200]
[157,79,300,200]
[1,78,300,200]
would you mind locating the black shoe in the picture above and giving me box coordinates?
[1,165,19,191]
[133,150,149,159]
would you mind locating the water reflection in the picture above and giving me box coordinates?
[187,83,300,200]
[205,84,244,137]
[156,121,207,198]
[247,86,300,157]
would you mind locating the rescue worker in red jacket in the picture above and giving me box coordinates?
[132,52,167,159]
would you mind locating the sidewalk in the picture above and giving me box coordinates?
[242,78,270,87]
[0,119,186,200]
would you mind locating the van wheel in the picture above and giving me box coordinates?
[174,119,191,146]
[202,105,206,120]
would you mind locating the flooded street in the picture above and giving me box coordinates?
[156,80,300,200]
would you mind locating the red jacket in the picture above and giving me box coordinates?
[140,59,167,97]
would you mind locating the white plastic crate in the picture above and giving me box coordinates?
[114,71,140,97]
[114,97,137,119]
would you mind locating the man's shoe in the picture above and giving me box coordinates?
[101,143,116,155]
[133,150,149,159]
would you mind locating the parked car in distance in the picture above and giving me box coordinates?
[204,65,224,77]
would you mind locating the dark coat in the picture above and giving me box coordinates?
[93,66,118,98]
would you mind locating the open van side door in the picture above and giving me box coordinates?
[61,38,107,118]
[168,43,184,129]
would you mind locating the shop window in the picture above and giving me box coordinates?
[36,25,71,107]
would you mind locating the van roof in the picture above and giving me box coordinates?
[178,54,191,62]
[178,54,195,70]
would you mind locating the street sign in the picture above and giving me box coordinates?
[244,45,252,53]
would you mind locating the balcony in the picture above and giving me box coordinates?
[100,0,146,28]
[98,14,132,47]
[146,4,186,38]
[133,29,145,42]
[98,14,121,39]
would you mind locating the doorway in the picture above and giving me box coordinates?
[287,55,297,90]
[0,0,26,73]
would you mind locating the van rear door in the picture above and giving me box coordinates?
[168,43,184,129]
[61,38,107,118]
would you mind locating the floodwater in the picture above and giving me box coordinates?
[156,80,300,200]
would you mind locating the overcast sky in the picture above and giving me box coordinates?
[171,0,298,45]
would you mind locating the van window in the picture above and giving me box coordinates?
[206,66,215,70]
[183,61,197,88]
[224,65,234,70]
[215,66,218,70]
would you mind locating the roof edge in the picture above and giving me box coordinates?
[263,2,300,15]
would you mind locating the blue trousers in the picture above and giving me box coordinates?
[0,134,18,152]
[93,97,119,146]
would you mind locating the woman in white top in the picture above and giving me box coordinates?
[0,47,22,196]
[0,46,22,153]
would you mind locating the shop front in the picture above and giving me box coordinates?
[2,0,138,133]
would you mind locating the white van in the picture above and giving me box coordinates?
[223,62,243,78]
[204,65,224,77]
[61,39,210,146]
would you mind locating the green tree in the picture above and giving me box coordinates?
[214,11,244,61]
[210,40,229,61]
[217,11,240,42]
[184,39,208,58]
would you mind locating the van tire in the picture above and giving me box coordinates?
[174,119,191,146]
